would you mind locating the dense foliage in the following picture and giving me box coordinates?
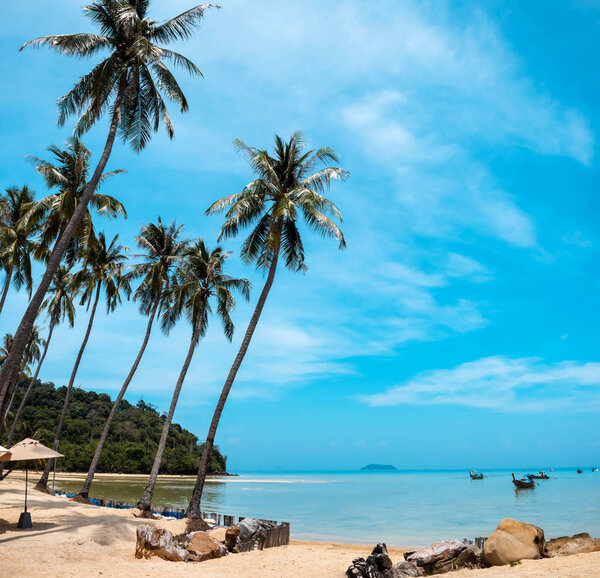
[6,380,227,475]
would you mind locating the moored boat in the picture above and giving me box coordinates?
[577,468,583,474]
[527,471,549,480]
[469,470,484,480]
[512,473,535,488]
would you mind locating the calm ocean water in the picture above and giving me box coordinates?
[54,469,600,546]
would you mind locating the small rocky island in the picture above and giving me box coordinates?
[360,464,398,471]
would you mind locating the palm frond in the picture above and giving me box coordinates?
[150,4,220,43]
[21,33,112,57]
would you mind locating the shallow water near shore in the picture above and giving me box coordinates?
[51,468,600,547]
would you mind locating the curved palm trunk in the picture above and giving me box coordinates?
[78,297,160,499]
[137,313,204,512]
[5,321,56,447]
[36,284,101,491]
[0,265,13,316]
[0,81,125,417]
[186,247,280,518]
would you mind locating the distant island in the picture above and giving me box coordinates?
[360,464,398,471]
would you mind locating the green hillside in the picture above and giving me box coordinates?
[5,381,227,475]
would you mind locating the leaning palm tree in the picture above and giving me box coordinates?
[76,219,187,500]
[186,133,347,518]
[0,186,46,315]
[5,266,77,450]
[137,240,250,514]
[36,232,128,490]
[25,137,126,264]
[0,0,217,418]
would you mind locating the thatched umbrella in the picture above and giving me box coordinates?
[0,438,63,528]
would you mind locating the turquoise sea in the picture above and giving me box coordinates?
[54,468,600,547]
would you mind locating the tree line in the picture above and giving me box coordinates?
[0,0,347,519]
[4,381,227,476]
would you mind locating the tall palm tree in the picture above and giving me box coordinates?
[77,219,187,499]
[186,133,347,518]
[5,266,77,449]
[0,186,46,315]
[137,241,250,513]
[0,0,216,417]
[36,232,128,490]
[25,137,126,264]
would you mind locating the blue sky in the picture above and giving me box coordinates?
[1,0,599,471]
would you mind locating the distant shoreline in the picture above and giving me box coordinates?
[8,471,235,480]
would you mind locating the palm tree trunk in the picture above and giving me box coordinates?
[78,297,160,499]
[186,246,280,518]
[0,79,126,417]
[5,320,56,447]
[137,313,204,512]
[0,265,13,316]
[36,284,101,491]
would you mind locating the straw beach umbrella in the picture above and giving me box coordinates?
[0,438,63,528]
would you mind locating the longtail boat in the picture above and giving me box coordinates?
[469,470,484,480]
[512,473,535,488]
[527,471,549,480]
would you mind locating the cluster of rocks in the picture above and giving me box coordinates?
[135,517,276,563]
[346,540,484,578]
[346,519,600,577]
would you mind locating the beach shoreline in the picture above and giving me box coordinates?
[2,478,600,577]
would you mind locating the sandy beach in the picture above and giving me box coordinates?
[1,478,599,577]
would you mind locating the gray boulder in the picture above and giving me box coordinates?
[405,539,484,574]
[237,518,276,549]
[395,561,424,577]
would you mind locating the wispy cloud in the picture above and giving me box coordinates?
[341,91,539,248]
[359,356,600,412]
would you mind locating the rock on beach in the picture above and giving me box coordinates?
[483,518,545,566]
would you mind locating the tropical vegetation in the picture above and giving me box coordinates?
[77,219,187,499]
[0,0,216,422]
[0,0,349,520]
[186,133,346,517]
[137,241,250,513]
[7,381,227,475]
[37,232,128,490]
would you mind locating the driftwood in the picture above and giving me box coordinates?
[135,524,189,562]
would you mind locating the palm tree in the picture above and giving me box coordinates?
[77,219,187,500]
[5,266,77,449]
[0,186,46,315]
[0,327,44,428]
[25,137,126,264]
[137,241,250,513]
[0,0,216,418]
[186,133,347,518]
[36,232,128,490]
[0,141,125,426]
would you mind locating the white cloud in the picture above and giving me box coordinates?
[562,230,593,248]
[341,91,539,248]
[359,356,600,412]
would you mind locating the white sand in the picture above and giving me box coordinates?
[1,477,599,577]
